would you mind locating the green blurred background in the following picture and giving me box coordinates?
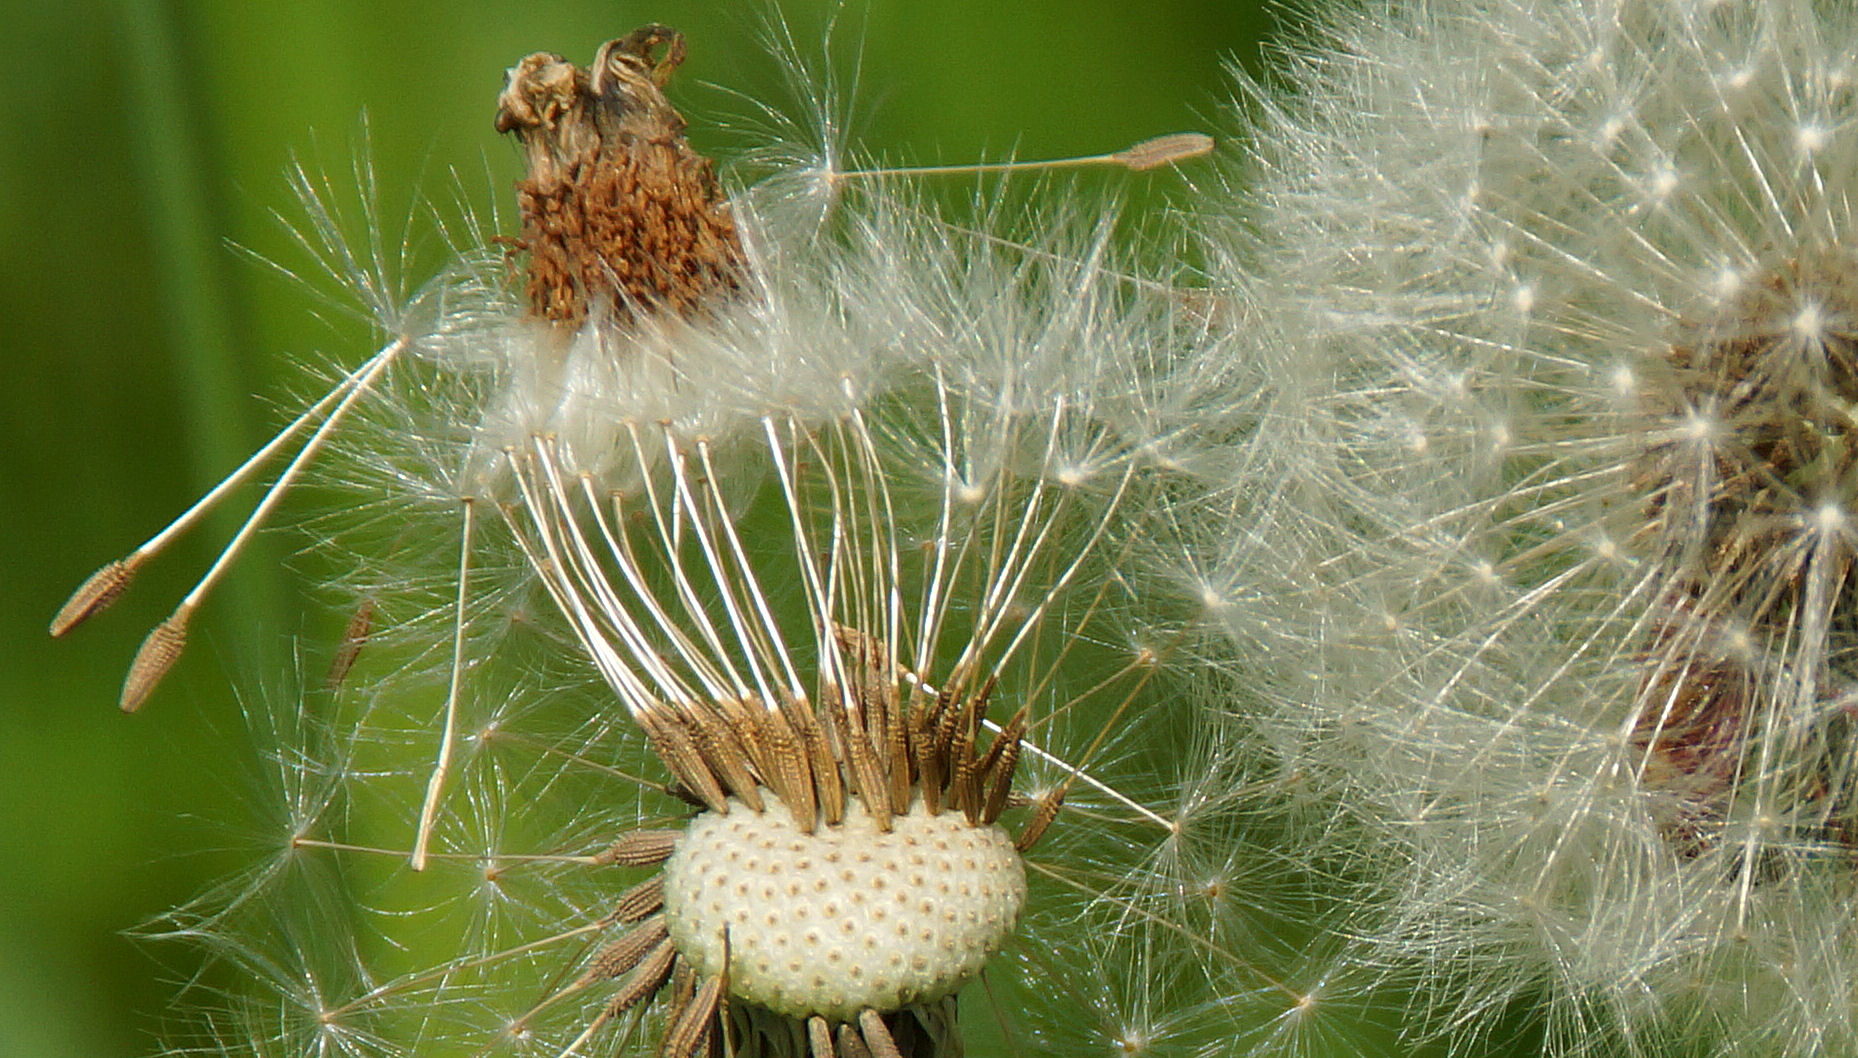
[1,2,1290,1055]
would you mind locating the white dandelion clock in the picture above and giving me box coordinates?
[100,20,1239,1058]
[1187,0,1858,1052]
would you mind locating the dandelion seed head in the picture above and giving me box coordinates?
[187,368,1197,1056]
[173,192,1204,1057]
[1193,0,1858,1051]
[96,7,1245,1053]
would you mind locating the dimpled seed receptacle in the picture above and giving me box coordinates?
[661,795,1028,1021]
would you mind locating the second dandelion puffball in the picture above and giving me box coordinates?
[1183,0,1858,1052]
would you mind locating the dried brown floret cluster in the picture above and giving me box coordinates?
[496,25,745,325]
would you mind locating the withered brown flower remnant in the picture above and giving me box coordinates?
[496,25,746,326]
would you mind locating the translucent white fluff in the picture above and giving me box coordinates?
[1183,0,1858,1053]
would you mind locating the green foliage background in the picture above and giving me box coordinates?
[0,2,1288,1055]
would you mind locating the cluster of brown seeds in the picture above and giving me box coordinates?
[543,626,1052,1057]
[635,627,1052,843]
